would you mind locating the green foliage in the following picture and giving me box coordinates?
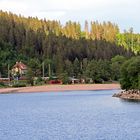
[35,76,45,85]
[138,75,140,89]
[58,72,69,84]
[0,82,6,87]
[84,60,111,83]
[26,68,34,86]
[28,58,41,77]
[0,40,17,77]
[120,56,140,90]
[64,60,73,76]
[0,10,136,82]
[111,55,126,80]
[12,83,26,87]
[116,30,140,54]
[73,58,81,77]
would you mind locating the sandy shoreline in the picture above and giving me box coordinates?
[0,84,121,94]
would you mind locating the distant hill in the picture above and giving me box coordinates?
[0,10,138,80]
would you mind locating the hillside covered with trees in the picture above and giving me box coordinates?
[0,10,139,83]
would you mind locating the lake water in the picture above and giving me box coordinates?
[0,90,140,140]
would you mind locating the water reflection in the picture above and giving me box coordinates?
[120,98,140,104]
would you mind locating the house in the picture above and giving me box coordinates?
[11,61,28,78]
[48,76,62,84]
[69,77,80,84]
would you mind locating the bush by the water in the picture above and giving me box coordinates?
[12,83,26,87]
[0,82,6,87]
[120,56,140,90]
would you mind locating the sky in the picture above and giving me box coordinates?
[0,0,139,32]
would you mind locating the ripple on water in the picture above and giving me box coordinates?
[0,90,140,140]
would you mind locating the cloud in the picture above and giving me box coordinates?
[0,0,139,17]
[0,1,28,13]
[0,0,67,18]
[31,11,66,20]
[0,0,127,13]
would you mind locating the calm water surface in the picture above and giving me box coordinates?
[0,90,140,140]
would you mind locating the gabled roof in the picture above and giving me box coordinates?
[13,62,27,70]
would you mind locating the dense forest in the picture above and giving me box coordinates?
[0,10,139,83]
[120,56,140,90]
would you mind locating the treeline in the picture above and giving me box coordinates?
[0,10,138,82]
[117,28,140,54]
[120,56,140,90]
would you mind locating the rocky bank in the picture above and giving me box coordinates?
[113,89,140,100]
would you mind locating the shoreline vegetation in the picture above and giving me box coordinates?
[113,56,140,100]
[0,11,136,87]
[0,84,120,94]
[0,11,139,99]
[113,90,140,100]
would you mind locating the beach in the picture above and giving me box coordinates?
[0,84,121,94]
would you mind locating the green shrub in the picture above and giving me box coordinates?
[12,83,26,87]
[0,82,6,87]
[120,56,140,90]
[35,77,45,85]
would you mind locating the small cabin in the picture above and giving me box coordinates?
[69,77,80,84]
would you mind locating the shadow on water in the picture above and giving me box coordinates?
[120,98,140,104]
